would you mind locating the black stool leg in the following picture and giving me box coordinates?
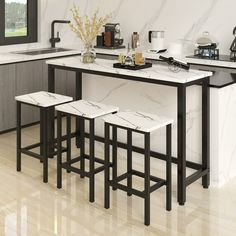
[80,118,85,178]
[42,108,48,183]
[40,109,43,163]
[104,123,110,209]
[144,132,150,226]
[66,115,71,174]
[47,107,55,158]
[112,126,117,191]
[89,119,95,203]
[57,111,63,188]
[127,130,132,196]
[16,101,21,172]
[166,124,172,211]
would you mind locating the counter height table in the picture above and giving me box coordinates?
[46,56,212,205]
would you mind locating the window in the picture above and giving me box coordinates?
[0,0,38,45]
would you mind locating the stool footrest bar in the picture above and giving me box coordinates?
[62,155,112,167]
[83,154,105,165]
[132,170,164,183]
[150,181,166,193]
[186,169,209,187]
[94,166,106,174]
[61,164,91,178]
[21,149,42,160]
[109,181,145,198]
[24,142,41,151]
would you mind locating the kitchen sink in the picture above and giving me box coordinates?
[14,47,73,55]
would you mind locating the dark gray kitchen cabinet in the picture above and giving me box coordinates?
[0,57,74,132]
[16,60,45,125]
[67,71,76,99]
[17,60,71,126]
[42,61,76,98]
[0,64,16,131]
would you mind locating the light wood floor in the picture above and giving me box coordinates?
[0,123,236,236]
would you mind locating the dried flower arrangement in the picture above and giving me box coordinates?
[69,5,111,48]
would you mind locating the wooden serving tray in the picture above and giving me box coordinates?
[113,62,152,70]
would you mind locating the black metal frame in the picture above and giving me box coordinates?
[56,111,111,203]
[16,100,69,183]
[47,63,210,206]
[17,101,50,183]
[104,123,172,226]
[0,0,38,45]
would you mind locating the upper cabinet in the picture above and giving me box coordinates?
[0,0,38,45]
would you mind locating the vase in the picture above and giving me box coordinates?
[81,44,96,63]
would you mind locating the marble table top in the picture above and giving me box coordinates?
[15,91,73,107]
[103,111,173,133]
[46,56,212,84]
[55,100,119,119]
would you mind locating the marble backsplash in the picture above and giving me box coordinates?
[91,0,236,55]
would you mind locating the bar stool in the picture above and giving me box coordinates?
[15,91,73,183]
[56,100,119,202]
[103,111,173,226]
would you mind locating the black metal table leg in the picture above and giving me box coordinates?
[16,101,21,172]
[80,118,85,178]
[40,109,43,162]
[89,119,95,203]
[112,126,118,191]
[66,115,72,174]
[202,77,210,188]
[42,107,48,183]
[166,124,172,211]
[177,85,186,205]
[127,130,132,196]
[48,65,56,158]
[75,71,82,148]
[144,132,151,226]
[104,123,110,209]
[57,111,62,188]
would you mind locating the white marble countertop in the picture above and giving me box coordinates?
[1,45,236,69]
[0,47,81,65]
[46,56,212,84]
[95,48,236,69]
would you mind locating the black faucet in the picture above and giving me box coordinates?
[49,20,71,48]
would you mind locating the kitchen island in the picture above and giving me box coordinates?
[46,56,212,205]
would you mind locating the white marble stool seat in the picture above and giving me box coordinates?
[55,100,119,118]
[103,111,173,226]
[15,91,73,107]
[15,91,73,184]
[103,111,173,133]
[56,100,119,203]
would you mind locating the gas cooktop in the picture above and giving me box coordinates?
[187,54,236,62]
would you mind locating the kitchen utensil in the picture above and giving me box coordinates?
[159,56,190,71]
[195,31,218,47]
[230,27,236,53]
[148,30,165,51]
[132,32,140,49]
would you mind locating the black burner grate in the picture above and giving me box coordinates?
[194,48,219,59]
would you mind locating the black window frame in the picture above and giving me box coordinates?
[0,0,38,45]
